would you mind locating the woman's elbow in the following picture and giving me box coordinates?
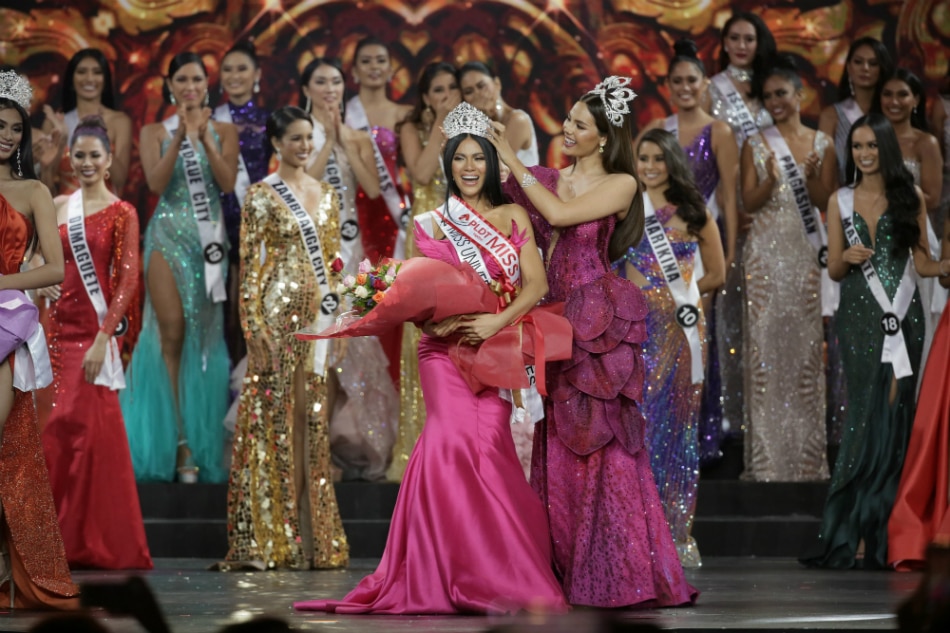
[48,262,65,285]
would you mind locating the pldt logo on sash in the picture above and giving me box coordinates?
[114,316,129,337]
[818,246,828,268]
[320,292,341,316]
[204,242,225,265]
[341,219,359,241]
[880,312,901,336]
[675,304,700,328]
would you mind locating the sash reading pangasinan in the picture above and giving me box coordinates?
[310,117,361,268]
[162,116,227,302]
[213,103,252,206]
[642,192,705,383]
[837,187,916,378]
[761,126,837,315]
[264,173,339,376]
[345,96,410,259]
[66,190,125,389]
[711,73,759,146]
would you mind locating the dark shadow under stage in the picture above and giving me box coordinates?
[0,558,917,632]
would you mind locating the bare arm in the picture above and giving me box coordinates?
[805,141,838,214]
[917,134,943,212]
[108,111,133,194]
[712,120,739,263]
[817,105,839,145]
[740,138,776,213]
[505,110,533,155]
[401,121,444,185]
[696,210,726,294]
[825,191,873,282]
[930,102,947,163]
[0,183,64,290]
[912,188,950,278]
[340,129,381,199]
[201,121,239,194]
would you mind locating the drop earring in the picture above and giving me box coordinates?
[16,147,22,177]
[170,93,177,106]
[848,76,855,97]
[203,92,209,107]
[276,148,281,161]
[599,143,605,154]
[253,79,260,94]
[304,96,311,113]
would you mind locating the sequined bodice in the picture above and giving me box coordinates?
[371,126,398,167]
[227,101,270,183]
[845,212,911,299]
[620,205,699,290]
[158,130,224,222]
[0,193,34,275]
[709,73,772,148]
[903,158,921,186]
[682,124,719,200]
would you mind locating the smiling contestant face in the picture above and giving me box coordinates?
[636,140,670,190]
[273,118,314,169]
[850,125,880,176]
[562,100,605,159]
[451,136,487,200]
[70,134,112,186]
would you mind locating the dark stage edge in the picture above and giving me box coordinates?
[0,558,915,632]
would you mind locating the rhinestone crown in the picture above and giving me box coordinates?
[0,70,33,111]
[587,75,637,127]
[443,102,492,140]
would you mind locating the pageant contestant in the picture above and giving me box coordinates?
[38,116,151,570]
[0,69,79,608]
[295,102,567,614]
[121,52,238,483]
[807,113,949,569]
[390,61,460,481]
[740,57,836,481]
[930,66,950,230]
[497,77,697,607]
[221,106,348,571]
[613,129,725,567]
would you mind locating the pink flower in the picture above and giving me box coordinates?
[343,274,355,287]
[358,258,373,274]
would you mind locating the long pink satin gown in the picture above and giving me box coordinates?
[294,223,568,615]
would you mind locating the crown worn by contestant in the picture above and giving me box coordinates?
[587,75,637,127]
[0,70,33,109]
[443,102,492,139]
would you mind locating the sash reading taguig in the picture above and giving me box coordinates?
[837,188,916,378]
[310,117,361,268]
[66,190,126,389]
[345,96,410,259]
[663,115,721,222]
[264,173,339,376]
[761,126,838,316]
[213,104,252,206]
[162,116,227,302]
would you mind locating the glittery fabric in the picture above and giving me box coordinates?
[120,131,230,483]
[0,193,79,609]
[40,201,152,570]
[612,204,704,568]
[224,183,348,570]
[805,211,924,569]
[833,102,857,184]
[708,74,772,149]
[55,149,80,197]
[505,167,697,608]
[742,132,828,482]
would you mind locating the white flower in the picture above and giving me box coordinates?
[336,283,348,294]
[384,275,395,285]
[354,286,370,299]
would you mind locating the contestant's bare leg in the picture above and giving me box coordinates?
[292,363,314,566]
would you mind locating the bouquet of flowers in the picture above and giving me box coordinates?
[333,257,401,317]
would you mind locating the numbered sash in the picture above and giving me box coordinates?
[66,191,126,389]
[163,116,227,302]
[264,173,339,376]
[837,188,916,378]
[213,103,252,206]
[711,73,760,146]
[345,96,410,259]
[310,117,361,268]
[642,193,705,383]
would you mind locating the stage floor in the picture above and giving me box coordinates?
[0,558,918,632]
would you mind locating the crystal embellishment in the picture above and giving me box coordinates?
[587,75,637,128]
[443,102,492,140]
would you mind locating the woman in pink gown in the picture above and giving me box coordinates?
[294,103,567,615]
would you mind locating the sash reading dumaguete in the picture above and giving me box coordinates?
[642,192,705,384]
[310,117,361,268]
[66,191,126,389]
[837,187,916,378]
[663,115,721,221]
[761,126,838,315]
[711,73,759,146]
[162,116,227,302]
[213,103,252,206]
[345,96,410,259]
[264,173,339,376]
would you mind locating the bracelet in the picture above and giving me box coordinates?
[940,259,950,277]
[520,172,538,188]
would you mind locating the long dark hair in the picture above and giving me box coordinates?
[845,113,921,255]
[442,133,505,209]
[400,61,457,133]
[265,106,311,144]
[578,90,644,261]
[0,97,36,181]
[835,37,892,103]
[61,49,116,112]
[162,52,208,105]
[884,68,929,132]
[638,129,708,239]
[718,12,777,100]
[298,57,344,112]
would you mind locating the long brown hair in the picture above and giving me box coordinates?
[638,129,708,239]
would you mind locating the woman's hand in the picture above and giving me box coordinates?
[842,244,874,265]
[422,315,465,338]
[82,333,110,384]
[36,283,62,301]
[802,151,821,180]
[458,312,506,345]
[196,107,214,146]
[487,121,517,169]
[764,151,781,183]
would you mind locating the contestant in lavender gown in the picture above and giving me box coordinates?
[294,103,567,615]
[497,77,697,608]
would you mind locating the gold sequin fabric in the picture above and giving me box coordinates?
[224,182,348,570]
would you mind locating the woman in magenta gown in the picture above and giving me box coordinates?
[294,103,567,615]
[496,77,697,608]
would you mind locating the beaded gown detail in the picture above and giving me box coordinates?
[613,204,705,568]
[224,183,348,570]
[120,130,230,483]
[0,194,79,608]
[41,201,152,570]
[294,222,568,615]
[505,166,697,608]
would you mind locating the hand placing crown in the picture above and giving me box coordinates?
[443,101,492,140]
[0,70,33,111]
[587,76,637,127]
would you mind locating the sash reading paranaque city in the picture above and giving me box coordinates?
[310,117,360,267]
[642,192,705,384]
[264,173,340,377]
[162,116,227,302]
[346,96,410,259]
[213,104,252,206]
[66,190,126,389]
[837,188,916,378]
[663,115,721,222]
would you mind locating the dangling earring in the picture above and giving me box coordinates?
[304,96,311,113]
[253,79,260,94]
[275,148,282,161]
[170,93,177,106]
[599,143,605,154]
[203,92,209,107]
[495,97,503,121]
[848,76,855,97]
[15,147,22,177]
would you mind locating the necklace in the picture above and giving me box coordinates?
[726,64,752,84]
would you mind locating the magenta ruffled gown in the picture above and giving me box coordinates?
[505,167,698,608]
[294,223,568,615]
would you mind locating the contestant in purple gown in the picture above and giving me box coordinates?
[497,78,698,607]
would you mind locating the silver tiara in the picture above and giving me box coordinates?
[587,75,637,127]
[443,102,491,139]
[0,70,33,111]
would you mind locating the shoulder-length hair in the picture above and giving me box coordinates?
[835,37,893,104]
[61,49,116,112]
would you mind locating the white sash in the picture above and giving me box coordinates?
[642,193,704,383]
[345,96,409,259]
[213,103,252,206]
[5,290,52,392]
[663,115,677,137]
[311,118,361,268]
[64,109,80,145]
[163,116,227,302]
[762,126,837,315]
[264,173,339,376]
[434,197,521,286]
[66,191,125,389]
[839,98,863,127]
[711,73,759,144]
[837,188,916,378]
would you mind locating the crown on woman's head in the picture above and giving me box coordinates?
[443,102,492,139]
[587,76,637,127]
[0,70,33,111]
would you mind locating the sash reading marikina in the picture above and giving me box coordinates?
[345,96,410,259]
[213,103,252,206]
[642,192,705,384]
[310,117,360,268]
[711,73,759,145]
[837,188,916,378]
[663,114,721,221]
[162,116,227,302]
[761,126,837,316]
[66,190,126,389]
[264,173,339,376]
